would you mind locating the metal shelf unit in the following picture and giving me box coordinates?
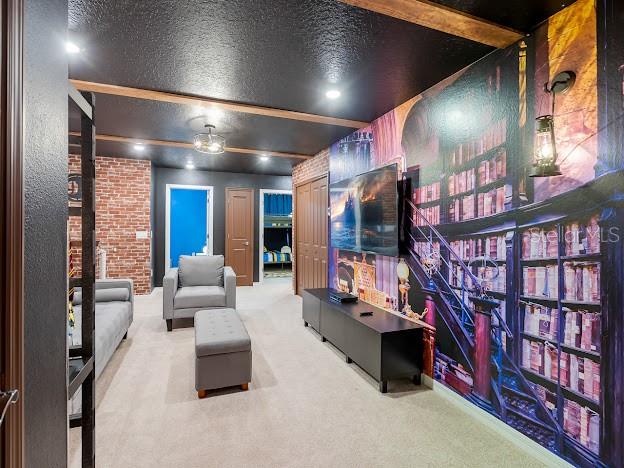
[67,84,96,468]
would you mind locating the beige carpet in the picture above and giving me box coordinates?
[70,278,546,468]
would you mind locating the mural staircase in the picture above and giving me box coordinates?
[403,199,561,451]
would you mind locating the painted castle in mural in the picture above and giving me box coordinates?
[326,1,624,466]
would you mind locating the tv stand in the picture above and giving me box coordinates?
[302,288,424,393]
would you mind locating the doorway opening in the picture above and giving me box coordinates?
[165,184,214,271]
[259,189,293,282]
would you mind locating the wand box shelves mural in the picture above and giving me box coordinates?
[322,0,624,466]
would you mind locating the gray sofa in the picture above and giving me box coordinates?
[163,255,236,331]
[70,278,134,412]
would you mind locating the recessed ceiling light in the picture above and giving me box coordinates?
[325,89,341,100]
[66,41,81,54]
[260,154,270,162]
[134,143,145,152]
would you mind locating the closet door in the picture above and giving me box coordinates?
[296,182,310,294]
[296,175,328,294]
[310,177,328,288]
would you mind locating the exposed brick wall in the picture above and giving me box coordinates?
[291,148,329,291]
[69,155,152,295]
[292,148,329,185]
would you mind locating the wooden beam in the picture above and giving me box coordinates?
[338,0,524,49]
[68,132,312,160]
[69,79,369,129]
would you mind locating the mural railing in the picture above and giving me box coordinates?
[404,198,561,446]
[405,198,511,337]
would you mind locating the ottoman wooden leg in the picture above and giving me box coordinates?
[240,383,249,391]
[198,389,207,399]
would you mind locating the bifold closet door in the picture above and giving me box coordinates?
[296,176,328,294]
[310,177,328,288]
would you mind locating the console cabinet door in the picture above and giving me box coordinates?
[320,302,347,350]
[302,291,321,332]
[346,319,381,380]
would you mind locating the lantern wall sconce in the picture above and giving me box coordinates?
[530,70,576,178]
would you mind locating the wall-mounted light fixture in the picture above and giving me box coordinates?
[530,71,576,177]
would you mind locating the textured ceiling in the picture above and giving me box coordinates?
[67,0,574,174]
[430,0,578,32]
[70,95,353,156]
[68,134,298,176]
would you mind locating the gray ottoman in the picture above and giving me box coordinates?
[194,308,252,398]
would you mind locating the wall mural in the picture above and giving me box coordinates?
[325,0,624,466]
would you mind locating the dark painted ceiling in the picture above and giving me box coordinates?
[431,0,578,32]
[67,0,575,175]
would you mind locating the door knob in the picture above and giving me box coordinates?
[243,241,249,246]
[0,389,18,427]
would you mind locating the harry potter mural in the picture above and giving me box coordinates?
[325,0,624,466]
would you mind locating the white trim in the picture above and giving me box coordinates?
[421,374,573,468]
[165,184,214,272]
[259,189,292,282]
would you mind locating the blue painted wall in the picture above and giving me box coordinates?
[170,188,208,267]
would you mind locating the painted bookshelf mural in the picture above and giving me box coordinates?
[323,0,624,465]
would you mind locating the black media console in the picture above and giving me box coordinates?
[302,288,424,393]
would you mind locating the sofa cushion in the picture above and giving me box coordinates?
[73,287,130,305]
[70,301,132,378]
[174,286,226,309]
[195,308,251,357]
[178,255,224,287]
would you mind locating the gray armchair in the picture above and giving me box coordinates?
[163,255,236,331]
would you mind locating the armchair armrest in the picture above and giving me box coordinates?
[163,268,179,320]
[224,266,236,309]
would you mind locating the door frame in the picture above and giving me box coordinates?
[164,184,214,272]
[258,189,292,283]
[1,0,24,466]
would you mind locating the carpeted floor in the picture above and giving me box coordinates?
[70,278,546,468]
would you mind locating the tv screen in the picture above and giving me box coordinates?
[330,165,399,257]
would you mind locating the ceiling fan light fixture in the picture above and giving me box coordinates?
[193,124,225,154]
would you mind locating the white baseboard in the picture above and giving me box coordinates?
[422,374,572,468]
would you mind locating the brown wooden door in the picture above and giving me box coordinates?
[225,188,254,286]
[296,182,310,294]
[312,176,328,288]
[295,176,328,294]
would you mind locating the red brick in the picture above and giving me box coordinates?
[69,155,152,295]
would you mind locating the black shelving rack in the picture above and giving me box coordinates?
[67,83,96,468]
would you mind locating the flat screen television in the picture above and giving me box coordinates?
[330,164,399,257]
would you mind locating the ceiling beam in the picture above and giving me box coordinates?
[68,132,312,160]
[69,79,369,129]
[337,0,524,48]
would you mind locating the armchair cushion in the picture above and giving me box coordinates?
[178,255,224,287]
[174,286,226,309]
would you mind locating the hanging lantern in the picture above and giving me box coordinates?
[530,115,561,177]
[529,71,575,178]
